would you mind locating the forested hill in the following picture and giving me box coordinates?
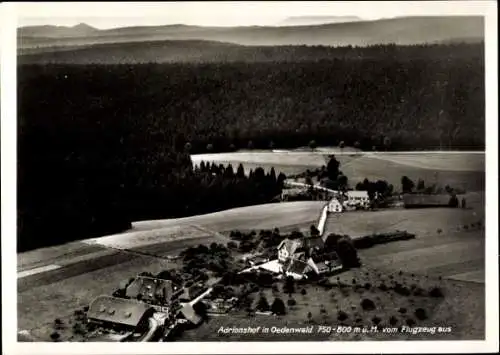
[19,44,484,155]
[18,41,484,64]
[18,16,484,50]
[18,40,485,251]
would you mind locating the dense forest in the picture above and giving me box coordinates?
[19,42,484,64]
[18,43,485,251]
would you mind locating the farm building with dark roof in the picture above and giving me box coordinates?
[87,295,156,330]
[126,276,183,304]
[403,194,456,208]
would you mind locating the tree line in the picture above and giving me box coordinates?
[18,42,484,65]
[18,128,285,251]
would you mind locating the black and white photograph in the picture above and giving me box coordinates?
[1,1,498,354]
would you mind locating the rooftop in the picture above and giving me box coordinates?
[126,276,181,303]
[87,295,155,328]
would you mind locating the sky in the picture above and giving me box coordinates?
[13,1,494,29]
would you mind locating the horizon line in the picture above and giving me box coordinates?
[15,14,480,30]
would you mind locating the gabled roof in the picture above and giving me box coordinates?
[304,236,324,249]
[347,190,369,198]
[286,259,310,275]
[277,238,302,254]
[179,284,204,301]
[87,295,154,328]
[178,304,202,325]
[315,261,329,271]
[329,198,342,205]
[126,276,181,303]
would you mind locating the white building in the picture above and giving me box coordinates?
[327,198,343,213]
[343,190,371,209]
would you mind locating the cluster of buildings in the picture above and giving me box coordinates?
[85,276,207,342]
[241,232,343,281]
[327,190,372,213]
[281,179,373,212]
[82,191,370,342]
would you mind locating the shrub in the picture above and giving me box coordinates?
[361,298,376,311]
[283,276,295,295]
[227,241,238,249]
[337,311,348,321]
[437,228,442,234]
[413,287,426,297]
[112,288,126,298]
[301,288,307,295]
[394,283,411,296]
[414,308,428,320]
[406,318,416,327]
[371,316,382,325]
[50,332,60,341]
[256,295,270,312]
[389,315,398,326]
[364,282,372,290]
[287,298,297,306]
[429,287,444,298]
[307,311,313,322]
[72,322,85,335]
[54,318,65,330]
[398,307,407,314]
[336,237,361,268]
[378,283,388,292]
[271,298,286,315]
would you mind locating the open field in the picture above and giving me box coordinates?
[324,192,485,283]
[192,150,485,192]
[179,266,484,341]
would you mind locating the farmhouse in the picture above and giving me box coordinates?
[205,297,238,314]
[277,239,303,262]
[87,295,156,331]
[275,235,342,279]
[344,190,370,209]
[126,276,183,305]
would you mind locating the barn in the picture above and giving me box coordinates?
[403,194,457,208]
[87,295,156,331]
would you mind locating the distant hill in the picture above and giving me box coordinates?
[278,15,363,26]
[18,16,484,51]
[19,23,99,38]
[17,40,484,65]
